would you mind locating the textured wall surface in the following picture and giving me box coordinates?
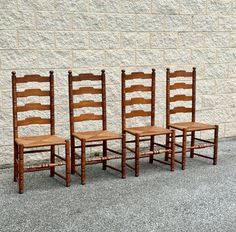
[0,0,236,167]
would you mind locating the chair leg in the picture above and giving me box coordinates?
[71,136,76,174]
[102,141,107,170]
[165,133,170,161]
[121,134,126,179]
[81,140,86,185]
[50,145,55,177]
[213,125,219,165]
[18,145,24,194]
[135,135,140,177]
[14,142,18,182]
[170,130,175,171]
[190,131,195,158]
[182,129,187,170]
[65,140,71,187]
[149,135,154,163]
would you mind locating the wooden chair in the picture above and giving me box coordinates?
[122,69,175,177]
[166,68,219,170]
[69,70,125,185]
[12,71,71,194]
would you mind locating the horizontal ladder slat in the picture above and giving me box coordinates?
[125,72,152,80]
[170,94,192,102]
[72,87,102,95]
[169,71,192,78]
[125,97,151,105]
[72,74,102,81]
[16,89,50,97]
[126,110,151,118]
[170,107,192,114]
[169,82,192,90]
[16,103,50,112]
[73,113,102,122]
[125,85,151,93]
[16,75,50,83]
[72,100,102,109]
[17,117,50,126]
[24,162,64,172]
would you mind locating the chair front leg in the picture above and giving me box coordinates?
[121,133,126,179]
[14,142,18,182]
[71,136,76,174]
[165,133,170,161]
[190,131,195,158]
[182,129,187,170]
[50,145,55,177]
[213,125,219,165]
[170,130,175,171]
[135,135,140,177]
[149,135,154,163]
[102,140,107,170]
[18,144,24,194]
[81,139,86,185]
[65,140,71,187]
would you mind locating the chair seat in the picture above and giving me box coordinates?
[73,130,122,142]
[15,135,66,148]
[125,126,172,137]
[169,122,216,132]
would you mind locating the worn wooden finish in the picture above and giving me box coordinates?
[72,87,102,95]
[16,89,50,97]
[12,71,71,193]
[68,70,125,184]
[122,69,175,176]
[125,84,151,93]
[166,67,219,169]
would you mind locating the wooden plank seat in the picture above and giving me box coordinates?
[169,122,216,132]
[125,126,172,137]
[15,135,66,148]
[12,71,71,194]
[122,69,175,177]
[69,70,126,185]
[166,68,219,170]
[73,130,122,142]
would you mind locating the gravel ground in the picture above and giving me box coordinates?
[0,139,236,232]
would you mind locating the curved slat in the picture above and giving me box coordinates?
[72,87,102,95]
[169,82,192,90]
[170,107,192,114]
[170,94,192,102]
[17,117,50,126]
[125,85,151,93]
[169,71,192,78]
[16,89,50,97]
[16,75,50,83]
[125,72,152,80]
[72,74,102,82]
[16,103,50,112]
[73,113,102,122]
[126,110,151,118]
[72,100,102,109]
[125,97,151,106]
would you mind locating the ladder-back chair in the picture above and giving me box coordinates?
[166,68,219,170]
[122,69,175,177]
[69,70,125,185]
[12,71,71,194]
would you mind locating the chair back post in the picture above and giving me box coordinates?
[151,68,156,126]
[49,71,55,135]
[192,67,196,123]
[121,70,126,133]
[12,71,18,139]
[101,69,107,130]
[166,68,170,128]
[68,70,74,135]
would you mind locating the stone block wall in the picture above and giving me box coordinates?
[0,0,235,167]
